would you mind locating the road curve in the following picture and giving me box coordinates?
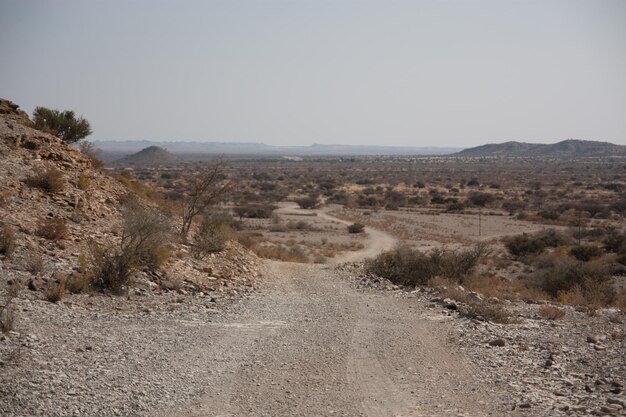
[274,202,398,263]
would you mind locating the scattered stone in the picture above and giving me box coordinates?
[488,338,506,347]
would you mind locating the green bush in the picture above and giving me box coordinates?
[603,230,626,253]
[525,259,614,303]
[32,106,92,143]
[347,223,365,233]
[233,204,276,219]
[505,234,544,257]
[295,195,320,209]
[366,244,488,286]
[569,245,603,262]
[504,229,567,257]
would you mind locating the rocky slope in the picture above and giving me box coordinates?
[0,99,263,394]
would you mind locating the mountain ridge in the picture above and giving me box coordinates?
[93,140,461,157]
[454,139,626,158]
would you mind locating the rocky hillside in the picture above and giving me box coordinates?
[113,145,181,166]
[456,139,626,158]
[0,98,261,297]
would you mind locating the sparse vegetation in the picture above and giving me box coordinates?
[367,244,488,287]
[233,204,276,219]
[89,200,172,293]
[524,259,614,305]
[538,305,566,320]
[295,194,319,209]
[0,277,19,333]
[180,160,230,238]
[191,211,233,258]
[0,224,16,258]
[45,278,65,303]
[36,218,68,241]
[25,167,65,193]
[504,229,567,257]
[78,141,103,168]
[569,245,603,261]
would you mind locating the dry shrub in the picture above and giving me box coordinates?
[234,231,308,262]
[504,229,567,257]
[88,242,135,294]
[66,271,91,294]
[0,191,11,207]
[24,252,45,275]
[36,218,68,241]
[569,245,603,262]
[121,199,172,270]
[77,174,90,190]
[526,259,615,306]
[236,232,260,250]
[463,301,512,324]
[78,141,103,169]
[191,211,233,258]
[25,167,65,193]
[295,195,320,209]
[45,278,65,303]
[557,283,617,310]
[89,201,171,293]
[287,220,311,230]
[0,302,15,333]
[116,175,169,210]
[367,244,489,287]
[1,277,19,333]
[463,274,549,302]
[234,204,276,219]
[428,276,468,302]
[0,224,16,258]
[538,305,566,320]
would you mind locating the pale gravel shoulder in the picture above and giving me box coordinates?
[346,264,626,417]
[1,259,522,417]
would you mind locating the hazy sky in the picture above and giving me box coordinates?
[1,0,625,147]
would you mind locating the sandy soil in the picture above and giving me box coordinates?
[330,206,553,250]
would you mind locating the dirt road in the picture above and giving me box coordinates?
[274,202,398,263]
[154,260,507,417]
[151,209,509,416]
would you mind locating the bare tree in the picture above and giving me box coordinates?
[180,159,230,238]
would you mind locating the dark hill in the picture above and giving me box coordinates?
[114,145,181,165]
[456,139,626,158]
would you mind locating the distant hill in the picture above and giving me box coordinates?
[455,139,626,158]
[94,140,461,158]
[113,145,181,165]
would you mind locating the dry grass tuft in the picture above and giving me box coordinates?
[0,224,17,258]
[36,218,68,241]
[538,305,566,320]
[25,167,65,193]
[45,278,65,303]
